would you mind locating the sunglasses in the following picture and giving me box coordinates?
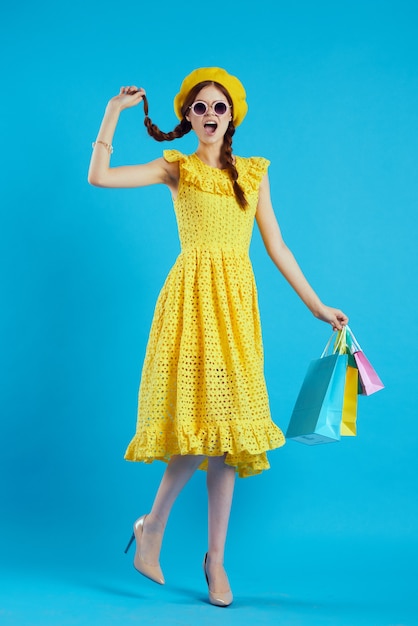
[189,100,231,116]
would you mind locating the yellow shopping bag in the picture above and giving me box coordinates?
[340,360,359,437]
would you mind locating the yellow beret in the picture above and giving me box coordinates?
[173,67,248,127]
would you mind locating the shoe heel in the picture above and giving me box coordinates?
[124,532,135,554]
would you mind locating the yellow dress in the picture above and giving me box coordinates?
[124,150,285,477]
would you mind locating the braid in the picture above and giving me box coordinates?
[221,124,248,209]
[142,94,192,142]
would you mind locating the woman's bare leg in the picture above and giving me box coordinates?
[140,454,204,565]
[205,455,236,592]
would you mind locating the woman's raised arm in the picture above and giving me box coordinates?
[87,86,177,190]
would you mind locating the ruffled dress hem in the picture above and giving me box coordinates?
[124,423,285,478]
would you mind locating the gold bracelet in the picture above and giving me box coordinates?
[92,140,114,154]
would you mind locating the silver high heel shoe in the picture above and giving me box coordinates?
[125,515,165,585]
[203,553,233,607]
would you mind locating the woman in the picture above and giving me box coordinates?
[88,67,348,607]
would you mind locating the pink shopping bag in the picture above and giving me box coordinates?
[346,326,384,396]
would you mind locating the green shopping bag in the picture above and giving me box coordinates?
[286,330,348,445]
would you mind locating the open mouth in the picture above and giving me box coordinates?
[204,121,218,135]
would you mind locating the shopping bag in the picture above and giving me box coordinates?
[340,361,359,436]
[286,332,348,445]
[346,326,384,396]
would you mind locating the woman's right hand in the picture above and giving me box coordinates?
[107,86,146,112]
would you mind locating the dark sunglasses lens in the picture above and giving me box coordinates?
[214,102,228,115]
[192,102,207,115]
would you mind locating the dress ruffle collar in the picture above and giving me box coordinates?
[163,150,270,197]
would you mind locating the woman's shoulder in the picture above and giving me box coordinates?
[235,155,270,193]
[163,149,187,163]
[236,155,270,171]
[164,151,230,195]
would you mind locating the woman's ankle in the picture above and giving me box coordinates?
[144,512,166,533]
[206,551,225,565]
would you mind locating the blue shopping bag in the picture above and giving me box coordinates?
[286,332,348,445]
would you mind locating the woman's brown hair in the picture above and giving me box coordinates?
[141,81,248,209]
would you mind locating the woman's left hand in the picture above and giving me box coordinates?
[315,305,349,331]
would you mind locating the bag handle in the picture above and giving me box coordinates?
[321,325,347,358]
[346,325,362,354]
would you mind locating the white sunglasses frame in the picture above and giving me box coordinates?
[188,100,232,117]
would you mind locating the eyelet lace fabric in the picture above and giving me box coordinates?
[124,150,285,477]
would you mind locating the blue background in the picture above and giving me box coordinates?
[1,1,417,624]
